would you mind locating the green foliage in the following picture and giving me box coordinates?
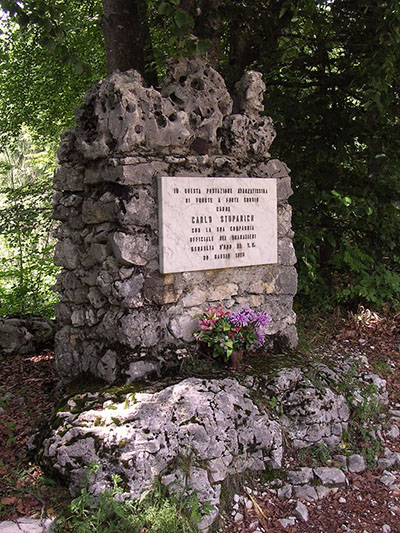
[349,384,382,425]
[0,1,105,146]
[55,474,211,533]
[261,0,400,310]
[370,357,393,377]
[147,0,213,66]
[297,443,332,467]
[0,130,59,317]
[0,1,400,313]
[339,379,384,467]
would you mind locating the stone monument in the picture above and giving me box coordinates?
[53,58,297,384]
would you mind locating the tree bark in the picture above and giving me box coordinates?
[102,0,156,84]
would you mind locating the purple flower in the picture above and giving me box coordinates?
[228,312,248,327]
[255,311,270,328]
[240,306,256,321]
[228,306,257,327]
[256,330,265,345]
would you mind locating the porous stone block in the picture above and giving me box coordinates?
[54,166,85,191]
[112,275,144,307]
[162,57,233,147]
[82,197,116,224]
[293,500,309,522]
[54,239,80,269]
[110,232,156,266]
[53,58,298,383]
[57,192,83,209]
[265,159,291,178]
[168,307,202,342]
[125,361,161,382]
[96,350,117,382]
[293,485,318,502]
[278,517,297,528]
[278,204,293,237]
[277,176,293,201]
[42,378,282,532]
[101,161,169,185]
[277,267,298,295]
[118,189,156,229]
[0,320,34,356]
[278,239,297,266]
[118,310,162,348]
[287,467,314,485]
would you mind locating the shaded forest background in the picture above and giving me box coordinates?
[0,0,399,318]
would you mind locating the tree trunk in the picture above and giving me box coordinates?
[102,0,157,85]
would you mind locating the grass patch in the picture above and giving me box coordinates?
[54,475,212,533]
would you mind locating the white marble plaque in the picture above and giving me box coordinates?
[158,176,277,274]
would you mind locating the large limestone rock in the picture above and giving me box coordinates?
[0,518,54,533]
[265,360,388,449]
[42,377,282,531]
[266,366,350,449]
[0,315,56,356]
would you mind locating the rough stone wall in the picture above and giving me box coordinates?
[53,58,297,384]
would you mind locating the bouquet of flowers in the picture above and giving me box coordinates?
[193,304,270,361]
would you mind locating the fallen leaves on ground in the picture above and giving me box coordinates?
[0,349,69,520]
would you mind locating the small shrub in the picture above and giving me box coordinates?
[297,444,332,467]
[55,474,211,533]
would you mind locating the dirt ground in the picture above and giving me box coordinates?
[0,309,399,532]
